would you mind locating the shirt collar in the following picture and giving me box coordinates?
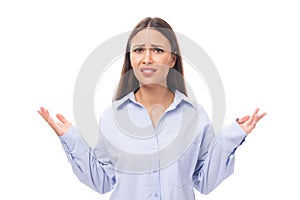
[113,89,198,110]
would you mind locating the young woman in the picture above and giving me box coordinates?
[38,17,266,200]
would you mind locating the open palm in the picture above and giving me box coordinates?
[38,107,72,136]
[237,108,266,134]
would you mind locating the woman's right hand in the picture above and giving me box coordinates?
[38,107,72,136]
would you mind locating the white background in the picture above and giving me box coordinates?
[1,0,299,199]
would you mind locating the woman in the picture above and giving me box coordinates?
[38,17,266,200]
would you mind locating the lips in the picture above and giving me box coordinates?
[140,67,157,76]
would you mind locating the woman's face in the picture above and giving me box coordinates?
[130,28,176,87]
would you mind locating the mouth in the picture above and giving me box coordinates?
[140,67,157,76]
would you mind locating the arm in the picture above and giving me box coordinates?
[193,108,266,194]
[38,107,116,194]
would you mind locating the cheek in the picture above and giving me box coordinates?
[155,55,174,66]
[130,55,142,67]
[161,68,170,77]
[155,66,170,80]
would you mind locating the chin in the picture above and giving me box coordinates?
[139,81,168,88]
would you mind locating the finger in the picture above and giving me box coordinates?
[47,115,57,128]
[250,112,264,129]
[45,109,52,123]
[251,112,266,127]
[258,112,267,120]
[37,107,43,114]
[37,107,46,119]
[253,108,260,115]
[44,110,57,128]
[56,113,68,124]
[37,109,45,119]
[237,115,250,124]
[246,108,259,126]
[48,116,64,135]
[54,122,64,135]
[252,114,259,126]
[38,107,64,135]
[38,107,51,122]
[245,123,256,134]
[252,109,267,123]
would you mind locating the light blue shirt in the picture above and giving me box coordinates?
[59,90,247,200]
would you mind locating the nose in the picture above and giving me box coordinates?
[142,48,153,65]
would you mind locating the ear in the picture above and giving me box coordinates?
[170,54,176,68]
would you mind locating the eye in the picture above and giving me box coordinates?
[152,48,164,53]
[133,48,144,53]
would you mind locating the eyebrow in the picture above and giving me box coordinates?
[131,44,166,49]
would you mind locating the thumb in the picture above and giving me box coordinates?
[237,115,250,124]
[56,113,69,124]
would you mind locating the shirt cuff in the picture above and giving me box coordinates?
[59,126,78,143]
[58,126,89,156]
[220,121,247,152]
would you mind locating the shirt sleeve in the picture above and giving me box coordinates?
[59,126,116,194]
[193,118,247,195]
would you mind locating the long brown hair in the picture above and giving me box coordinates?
[113,17,187,101]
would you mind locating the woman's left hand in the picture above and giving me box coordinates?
[237,108,267,134]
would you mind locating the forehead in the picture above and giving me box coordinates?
[131,28,171,47]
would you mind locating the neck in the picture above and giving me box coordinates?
[135,84,174,109]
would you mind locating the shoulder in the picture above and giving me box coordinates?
[99,92,133,124]
[174,90,209,119]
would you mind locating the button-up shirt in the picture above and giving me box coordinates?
[59,90,246,200]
